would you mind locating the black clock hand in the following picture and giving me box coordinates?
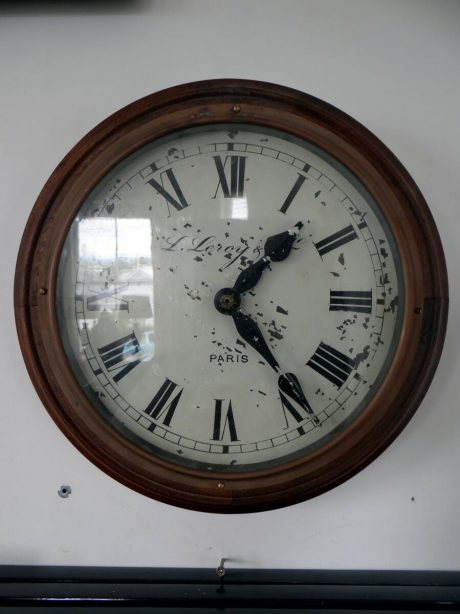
[279,372,320,425]
[214,221,318,425]
[233,221,303,294]
[264,221,304,261]
[230,310,319,425]
[232,309,280,372]
[233,256,270,294]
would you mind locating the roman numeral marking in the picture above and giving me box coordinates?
[279,173,307,214]
[278,372,319,427]
[84,289,129,312]
[279,391,307,427]
[98,332,141,383]
[212,399,239,443]
[145,378,183,427]
[329,290,372,314]
[147,168,189,211]
[213,155,246,198]
[307,342,355,388]
[314,224,358,257]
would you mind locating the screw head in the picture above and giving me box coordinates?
[58,484,72,498]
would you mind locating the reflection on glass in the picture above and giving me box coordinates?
[76,216,155,360]
[231,197,248,220]
[78,218,152,261]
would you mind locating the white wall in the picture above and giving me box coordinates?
[1,0,459,570]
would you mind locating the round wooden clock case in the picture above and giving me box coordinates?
[14,80,448,512]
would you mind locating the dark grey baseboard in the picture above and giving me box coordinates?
[0,566,459,612]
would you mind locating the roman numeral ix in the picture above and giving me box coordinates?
[97,332,142,383]
[85,289,129,312]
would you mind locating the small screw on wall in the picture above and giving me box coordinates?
[216,558,226,578]
[58,485,72,499]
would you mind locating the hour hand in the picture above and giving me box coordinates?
[233,257,270,294]
[232,309,280,373]
[232,222,303,294]
[264,221,303,262]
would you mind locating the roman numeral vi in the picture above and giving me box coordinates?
[212,399,239,443]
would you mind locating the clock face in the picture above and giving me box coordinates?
[56,125,403,471]
[16,80,447,511]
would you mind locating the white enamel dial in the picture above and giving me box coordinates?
[57,125,402,471]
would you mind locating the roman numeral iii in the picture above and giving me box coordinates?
[213,155,246,198]
[97,332,142,383]
[307,342,355,388]
[329,290,372,314]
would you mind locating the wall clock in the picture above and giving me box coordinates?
[15,80,448,513]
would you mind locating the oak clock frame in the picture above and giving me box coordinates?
[14,80,448,513]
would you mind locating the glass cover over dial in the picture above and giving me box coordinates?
[57,124,403,472]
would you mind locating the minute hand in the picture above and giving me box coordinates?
[233,221,303,294]
[232,309,280,372]
[231,310,319,425]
